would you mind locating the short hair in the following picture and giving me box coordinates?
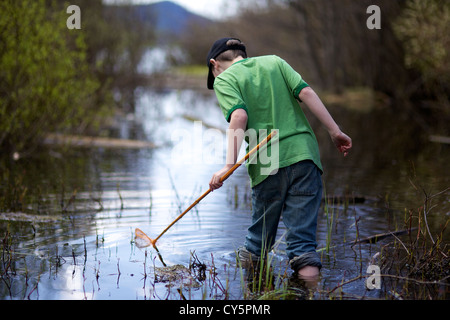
[215,39,247,62]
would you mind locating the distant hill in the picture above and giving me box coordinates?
[130,1,213,38]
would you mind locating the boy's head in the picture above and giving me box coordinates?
[206,37,247,89]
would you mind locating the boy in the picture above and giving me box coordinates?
[206,38,352,280]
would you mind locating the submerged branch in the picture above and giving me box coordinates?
[353,228,418,245]
[43,133,158,149]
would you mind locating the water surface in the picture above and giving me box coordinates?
[1,89,448,300]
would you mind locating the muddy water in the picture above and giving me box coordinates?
[0,89,448,300]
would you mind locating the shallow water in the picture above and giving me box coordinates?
[1,89,448,300]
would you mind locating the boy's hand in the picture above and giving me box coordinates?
[331,131,352,157]
[209,164,234,191]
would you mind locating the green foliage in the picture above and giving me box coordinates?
[393,0,450,84]
[0,0,101,156]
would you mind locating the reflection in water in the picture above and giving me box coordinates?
[0,89,448,300]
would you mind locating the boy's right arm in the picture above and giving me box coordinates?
[209,108,248,191]
[299,87,352,157]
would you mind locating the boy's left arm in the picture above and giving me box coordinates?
[299,87,352,156]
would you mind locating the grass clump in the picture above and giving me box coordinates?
[377,188,449,299]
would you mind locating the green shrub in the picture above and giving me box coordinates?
[0,0,102,156]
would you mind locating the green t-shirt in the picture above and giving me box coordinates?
[214,55,323,187]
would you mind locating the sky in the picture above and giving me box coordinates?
[103,0,239,20]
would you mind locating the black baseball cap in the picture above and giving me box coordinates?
[206,37,246,90]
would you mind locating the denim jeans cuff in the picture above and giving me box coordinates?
[289,252,322,272]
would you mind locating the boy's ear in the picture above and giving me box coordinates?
[210,59,216,68]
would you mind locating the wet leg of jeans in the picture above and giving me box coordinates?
[245,172,285,256]
[282,161,322,264]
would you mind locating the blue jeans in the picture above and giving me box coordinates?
[245,160,323,271]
